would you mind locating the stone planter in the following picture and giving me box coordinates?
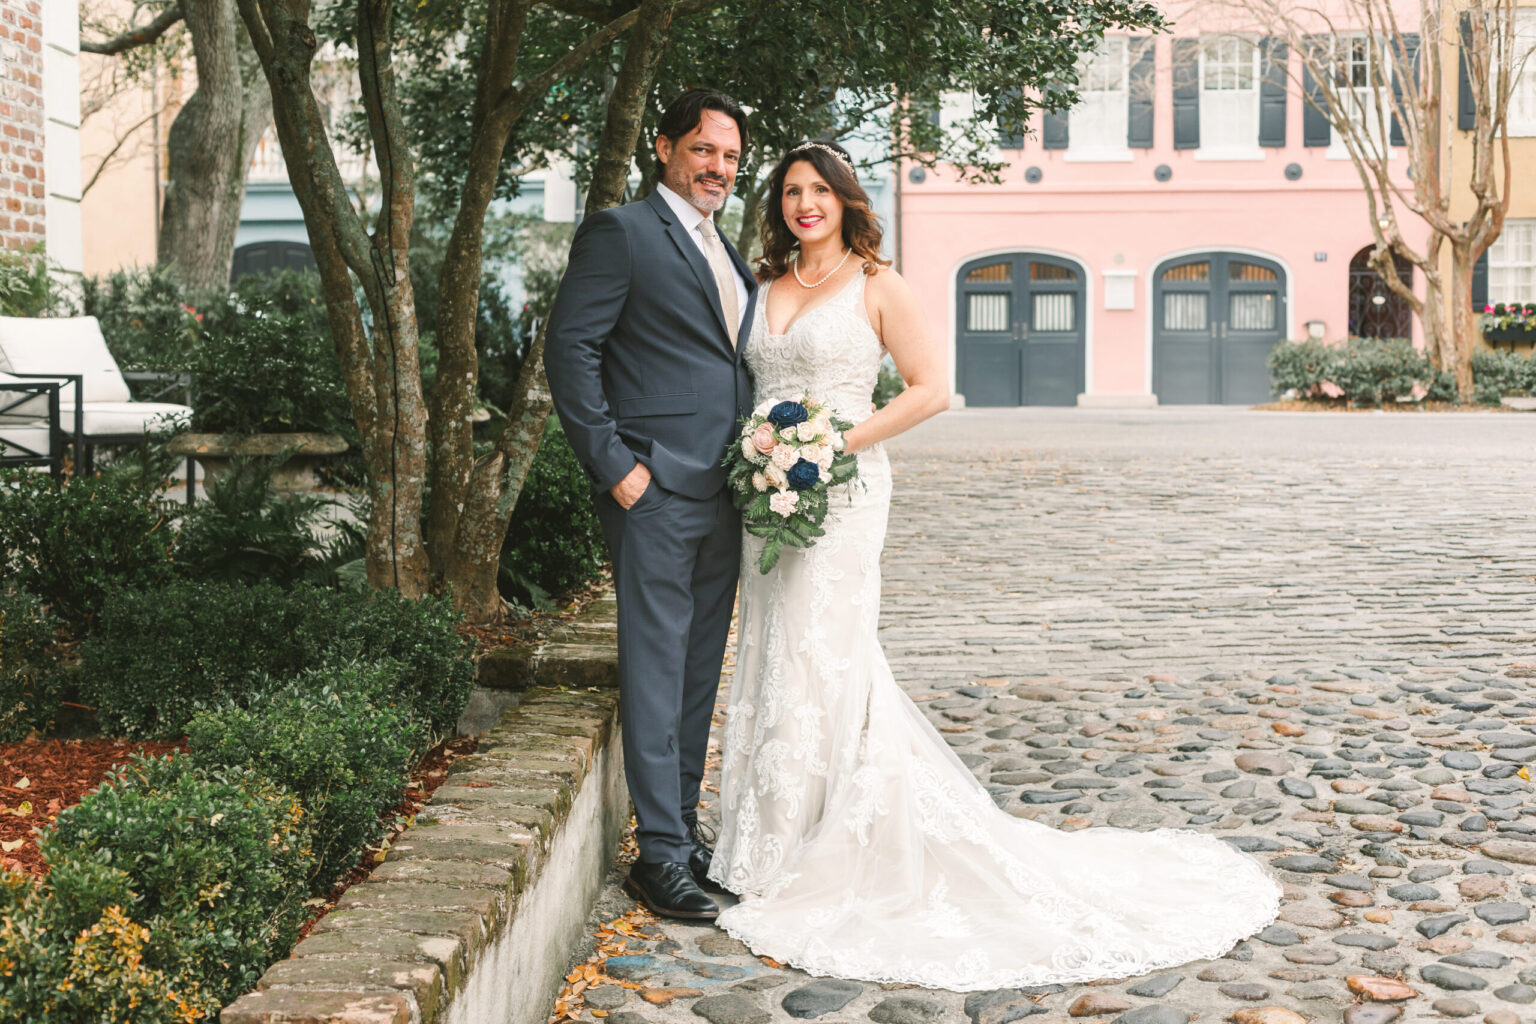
[167,432,348,492]
[1499,396,1536,411]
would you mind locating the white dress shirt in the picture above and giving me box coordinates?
[656,182,750,336]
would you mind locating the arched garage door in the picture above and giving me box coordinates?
[956,254,1085,406]
[1153,253,1286,405]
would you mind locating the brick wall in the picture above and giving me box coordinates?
[0,0,44,254]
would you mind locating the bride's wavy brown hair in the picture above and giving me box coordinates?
[754,140,892,282]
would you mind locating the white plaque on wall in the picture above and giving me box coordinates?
[1103,270,1137,311]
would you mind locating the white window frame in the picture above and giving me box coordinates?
[1065,37,1133,162]
[1504,9,1536,137]
[1194,34,1265,161]
[1489,219,1536,303]
[1326,33,1395,160]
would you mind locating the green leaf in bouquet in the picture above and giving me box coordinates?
[759,536,784,574]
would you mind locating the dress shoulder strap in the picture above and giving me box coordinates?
[848,264,873,325]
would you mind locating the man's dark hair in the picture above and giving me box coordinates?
[655,89,750,165]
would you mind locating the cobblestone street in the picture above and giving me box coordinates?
[561,408,1536,1024]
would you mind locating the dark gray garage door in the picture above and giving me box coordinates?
[956,254,1085,407]
[1153,253,1285,405]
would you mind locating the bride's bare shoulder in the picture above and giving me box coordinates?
[863,264,917,310]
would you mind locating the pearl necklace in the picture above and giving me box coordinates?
[792,247,852,288]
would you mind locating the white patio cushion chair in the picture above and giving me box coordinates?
[0,316,194,493]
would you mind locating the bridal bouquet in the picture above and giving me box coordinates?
[724,396,860,573]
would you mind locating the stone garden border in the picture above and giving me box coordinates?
[223,594,623,1024]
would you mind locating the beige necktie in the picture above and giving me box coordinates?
[697,216,740,347]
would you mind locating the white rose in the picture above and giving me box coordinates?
[765,462,788,488]
[795,421,818,442]
[828,430,845,451]
[752,471,768,492]
[798,443,823,466]
[769,490,800,517]
[809,415,832,437]
[753,399,774,417]
[815,446,834,472]
[779,427,798,444]
[771,444,798,470]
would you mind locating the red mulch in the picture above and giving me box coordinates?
[0,737,183,878]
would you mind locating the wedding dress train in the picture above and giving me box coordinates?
[707,270,1281,990]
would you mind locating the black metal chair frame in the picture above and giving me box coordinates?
[1,373,79,479]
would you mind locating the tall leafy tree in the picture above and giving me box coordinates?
[82,1,273,292]
[233,0,1163,620]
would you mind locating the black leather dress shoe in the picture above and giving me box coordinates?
[687,822,728,894]
[624,860,719,920]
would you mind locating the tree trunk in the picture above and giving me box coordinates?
[1448,240,1477,401]
[427,2,530,582]
[441,321,553,622]
[586,0,680,213]
[158,0,269,292]
[734,171,768,262]
[235,0,432,597]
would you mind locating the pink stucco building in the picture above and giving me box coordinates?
[898,18,1428,406]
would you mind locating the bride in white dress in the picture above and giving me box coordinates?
[706,140,1281,991]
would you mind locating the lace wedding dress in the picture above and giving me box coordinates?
[707,269,1281,990]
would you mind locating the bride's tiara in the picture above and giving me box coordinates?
[789,141,855,170]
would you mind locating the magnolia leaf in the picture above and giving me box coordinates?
[0,839,22,852]
[12,778,28,790]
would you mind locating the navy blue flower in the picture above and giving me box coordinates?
[767,400,809,429]
[786,459,820,491]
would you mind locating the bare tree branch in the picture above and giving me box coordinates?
[81,105,163,196]
[81,4,186,55]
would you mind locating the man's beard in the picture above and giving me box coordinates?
[668,167,729,212]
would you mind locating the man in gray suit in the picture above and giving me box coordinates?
[545,90,756,919]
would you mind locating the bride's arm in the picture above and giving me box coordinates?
[841,268,950,454]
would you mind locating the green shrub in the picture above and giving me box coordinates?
[186,666,424,891]
[499,416,606,607]
[1328,337,1436,406]
[0,857,213,1023]
[174,456,334,586]
[0,470,176,633]
[82,581,474,739]
[78,264,205,377]
[190,276,350,436]
[1267,337,1446,407]
[873,356,907,410]
[0,589,60,740]
[0,244,65,318]
[1472,348,1536,404]
[41,754,312,1008]
[1266,339,1335,398]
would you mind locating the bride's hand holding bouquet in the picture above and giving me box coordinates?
[723,396,860,573]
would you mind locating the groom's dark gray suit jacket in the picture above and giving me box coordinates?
[545,188,756,499]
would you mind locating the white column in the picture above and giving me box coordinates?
[42,0,83,281]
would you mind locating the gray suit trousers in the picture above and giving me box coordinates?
[596,480,740,863]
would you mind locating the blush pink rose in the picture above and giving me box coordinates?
[751,422,779,454]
